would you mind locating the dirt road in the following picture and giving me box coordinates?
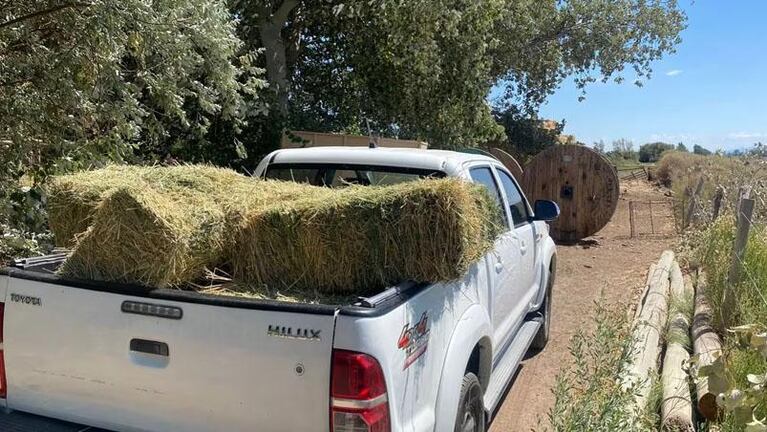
[490,180,677,431]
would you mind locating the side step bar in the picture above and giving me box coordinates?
[483,319,541,413]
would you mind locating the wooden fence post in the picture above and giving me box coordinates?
[685,177,705,228]
[724,197,755,326]
[629,201,637,238]
[711,186,724,222]
[736,186,753,216]
[649,201,655,234]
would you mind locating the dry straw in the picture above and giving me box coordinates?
[54,165,318,287]
[51,166,503,295]
[231,178,504,294]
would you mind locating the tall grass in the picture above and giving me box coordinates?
[548,300,659,431]
[691,218,767,431]
[694,218,767,329]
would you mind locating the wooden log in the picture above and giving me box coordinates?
[633,263,657,324]
[661,268,695,431]
[623,250,674,416]
[692,270,725,420]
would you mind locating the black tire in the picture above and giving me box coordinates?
[454,372,485,432]
[531,271,553,350]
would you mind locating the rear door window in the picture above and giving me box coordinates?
[496,169,530,227]
[469,166,509,229]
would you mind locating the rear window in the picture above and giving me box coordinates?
[264,164,445,187]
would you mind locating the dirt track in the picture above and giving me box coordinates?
[489,180,677,431]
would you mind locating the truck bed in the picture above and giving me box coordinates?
[0,254,425,432]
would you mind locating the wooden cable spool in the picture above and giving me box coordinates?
[488,147,524,181]
[522,145,619,242]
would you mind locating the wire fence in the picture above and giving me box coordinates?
[628,200,677,238]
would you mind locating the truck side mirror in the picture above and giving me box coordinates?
[533,200,560,222]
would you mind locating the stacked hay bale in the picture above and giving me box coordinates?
[232,179,504,294]
[52,165,319,287]
[49,166,503,295]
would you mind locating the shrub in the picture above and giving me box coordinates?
[548,300,656,431]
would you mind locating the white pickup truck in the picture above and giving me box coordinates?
[0,147,558,432]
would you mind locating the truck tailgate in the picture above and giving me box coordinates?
[3,277,336,432]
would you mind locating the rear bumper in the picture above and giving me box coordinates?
[0,409,109,431]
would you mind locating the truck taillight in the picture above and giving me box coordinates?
[331,350,390,432]
[0,302,6,398]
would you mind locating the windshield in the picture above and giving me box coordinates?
[264,163,445,187]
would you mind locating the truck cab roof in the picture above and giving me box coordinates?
[255,146,499,178]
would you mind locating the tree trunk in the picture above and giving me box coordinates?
[692,270,724,420]
[623,250,674,417]
[257,0,299,117]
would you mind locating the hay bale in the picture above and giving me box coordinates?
[56,166,319,287]
[47,164,249,247]
[232,178,504,294]
[59,186,227,286]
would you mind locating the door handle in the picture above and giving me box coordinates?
[130,338,169,357]
[494,262,504,273]
[520,240,528,255]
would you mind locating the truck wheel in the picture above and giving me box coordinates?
[531,271,553,350]
[454,372,485,432]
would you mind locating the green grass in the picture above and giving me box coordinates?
[548,299,658,431]
[688,219,767,431]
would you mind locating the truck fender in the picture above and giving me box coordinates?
[433,304,492,432]
[530,237,557,311]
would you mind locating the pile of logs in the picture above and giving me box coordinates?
[625,250,723,430]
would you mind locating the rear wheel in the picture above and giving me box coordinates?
[531,270,553,350]
[454,372,485,432]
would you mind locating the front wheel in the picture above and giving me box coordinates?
[531,270,553,350]
[454,372,485,432]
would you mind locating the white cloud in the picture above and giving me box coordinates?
[665,69,683,77]
[648,133,696,143]
[728,132,766,140]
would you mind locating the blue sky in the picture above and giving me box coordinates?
[535,1,767,152]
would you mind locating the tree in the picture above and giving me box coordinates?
[0,0,265,229]
[235,0,686,150]
[676,142,689,152]
[593,140,606,154]
[693,144,712,156]
[490,106,564,161]
[611,138,636,160]
[638,142,674,163]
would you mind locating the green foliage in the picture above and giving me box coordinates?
[0,225,53,265]
[549,300,652,431]
[677,142,689,152]
[490,106,565,161]
[694,144,713,156]
[238,0,686,149]
[689,219,767,431]
[593,140,607,154]
[2,0,265,174]
[604,138,638,164]
[0,0,266,247]
[639,142,674,163]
